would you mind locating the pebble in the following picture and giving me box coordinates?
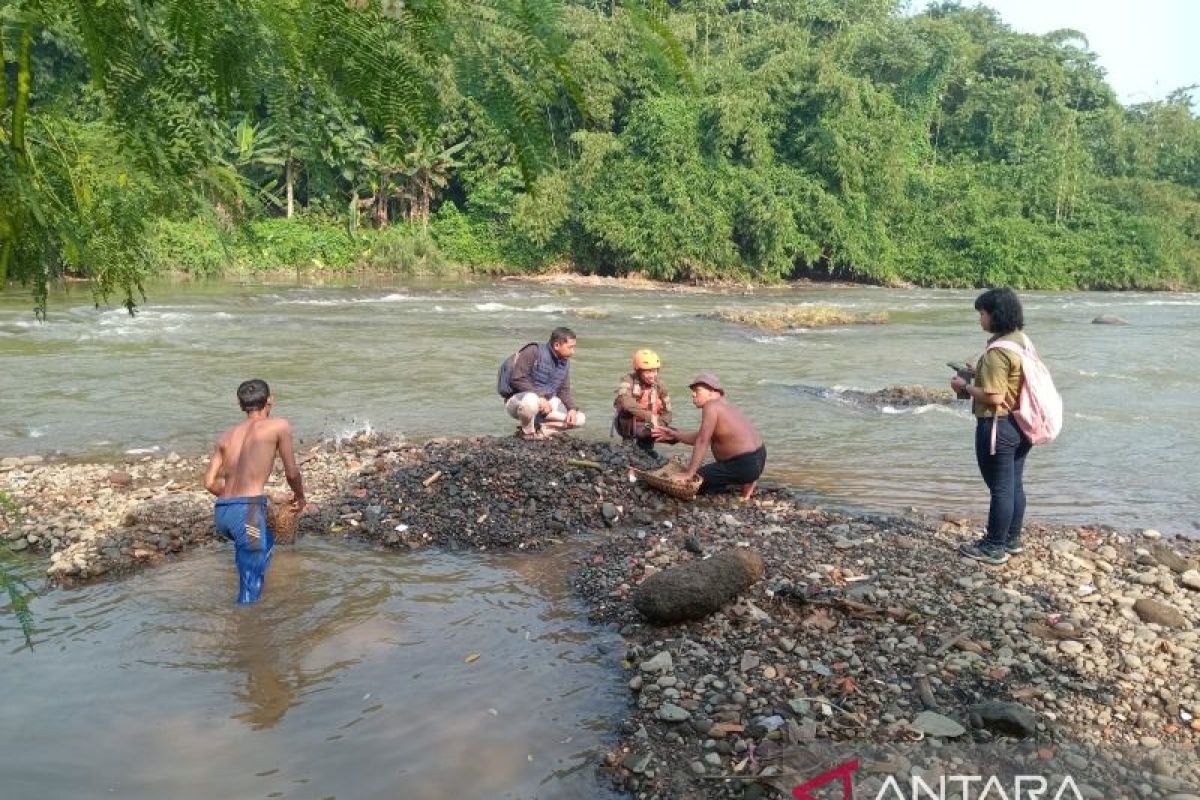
[912,711,966,738]
[1181,570,1200,591]
[625,751,652,773]
[1133,598,1189,628]
[640,651,673,673]
[656,703,690,722]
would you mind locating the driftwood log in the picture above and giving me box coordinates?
[633,548,764,623]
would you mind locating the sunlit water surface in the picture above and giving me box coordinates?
[3,279,1197,533]
[0,539,623,799]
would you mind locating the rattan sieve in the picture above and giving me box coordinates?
[631,462,702,500]
[267,499,300,544]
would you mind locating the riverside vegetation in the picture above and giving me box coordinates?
[0,488,34,647]
[3,1,1200,317]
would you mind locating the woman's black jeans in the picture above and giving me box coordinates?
[974,415,1033,550]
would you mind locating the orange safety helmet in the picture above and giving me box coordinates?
[632,349,662,370]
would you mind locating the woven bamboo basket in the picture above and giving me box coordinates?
[631,461,703,501]
[267,499,300,544]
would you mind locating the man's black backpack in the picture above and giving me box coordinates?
[496,342,539,399]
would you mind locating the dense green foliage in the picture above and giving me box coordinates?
[3,0,1199,311]
[1,0,633,313]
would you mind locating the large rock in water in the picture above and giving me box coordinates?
[122,494,210,531]
[632,548,764,623]
[862,385,956,408]
[1092,314,1129,325]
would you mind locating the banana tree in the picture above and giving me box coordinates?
[395,138,467,229]
[365,140,406,227]
[226,117,287,211]
[313,119,374,230]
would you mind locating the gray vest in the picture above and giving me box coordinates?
[529,342,569,396]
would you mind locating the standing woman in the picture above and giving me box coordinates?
[950,288,1033,566]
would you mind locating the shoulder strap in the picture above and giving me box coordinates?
[984,339,1025,453]
[987,339,1025,355]
[987,333,1036,356]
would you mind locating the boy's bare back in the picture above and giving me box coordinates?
[205,417,302,502]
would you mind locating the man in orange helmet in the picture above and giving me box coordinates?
[613,348,672,453]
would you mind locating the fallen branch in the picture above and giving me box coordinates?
[794,596,919,623]
[566,457,604,470]
[422,470,443,487]
[837,598,884,618]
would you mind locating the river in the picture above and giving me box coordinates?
[2,278,1198,797]
[2,278,1197,533]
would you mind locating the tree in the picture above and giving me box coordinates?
[395,138,467,228]
[2,0,631,313]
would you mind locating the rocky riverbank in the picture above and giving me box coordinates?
[0,434,670,581]
[3,435,1198,799]
[574,500,1200,798]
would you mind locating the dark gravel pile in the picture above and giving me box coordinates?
[856,384,958,408]
[332,435,690,551]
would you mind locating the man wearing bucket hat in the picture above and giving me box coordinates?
[613,348,673,453]
[651,373,766,499]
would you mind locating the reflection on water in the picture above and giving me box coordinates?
[0,539,623,799]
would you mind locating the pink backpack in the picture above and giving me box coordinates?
[986,334,1063,448]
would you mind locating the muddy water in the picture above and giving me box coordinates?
[2,279,1197,533]
[0,539,623,799]
[3,277,1199,797]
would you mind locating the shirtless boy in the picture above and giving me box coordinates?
[651,373,766,499]
[204,379,306,604]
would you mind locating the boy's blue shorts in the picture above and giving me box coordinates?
[214,496,274,605]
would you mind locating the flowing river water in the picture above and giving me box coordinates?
[2,278,1198,797]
